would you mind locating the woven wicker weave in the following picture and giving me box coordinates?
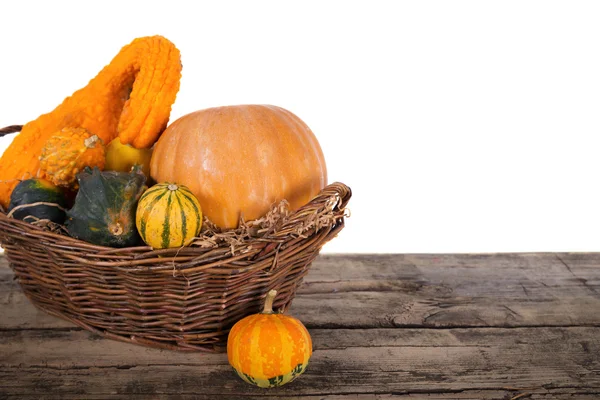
[0,125,351,352]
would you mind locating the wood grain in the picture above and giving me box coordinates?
[1,253,599,399]
[3,253,599,330]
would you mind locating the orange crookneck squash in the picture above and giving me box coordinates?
[227,289,312,387]
[150,105,327,229]
[0,35,181,208]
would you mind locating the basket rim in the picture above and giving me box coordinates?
[0,182,351,273]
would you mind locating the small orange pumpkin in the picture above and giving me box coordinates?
[227,289,312,387]
[39,127,105,188]
[150,105,327,229]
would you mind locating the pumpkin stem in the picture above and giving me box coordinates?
[84,134,101,149]
[263,289,277,314]
[167,183,179,191]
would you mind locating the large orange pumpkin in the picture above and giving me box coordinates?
[150,105,327,229]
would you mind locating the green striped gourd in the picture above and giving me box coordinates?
[135,182,203,249]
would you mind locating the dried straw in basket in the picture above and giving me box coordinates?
[0,125,351,352]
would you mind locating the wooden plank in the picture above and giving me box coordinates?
[2,253,600,330]
[2,253,600,398]
[303,253,600,297]
[4,285,600,331]
[1,327,599,397]
[1,391,599,400]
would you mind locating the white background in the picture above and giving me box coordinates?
[1,1,600,254]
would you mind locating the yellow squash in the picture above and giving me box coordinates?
[105,138,153,178]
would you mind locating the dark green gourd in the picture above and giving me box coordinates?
[65,167,147,247]
[8,178,67,224]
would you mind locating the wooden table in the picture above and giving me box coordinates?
[1,253,599,399]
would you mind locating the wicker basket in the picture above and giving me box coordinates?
[0,125,351,352]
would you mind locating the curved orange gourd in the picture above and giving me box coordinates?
[0,35,181,208]
[227,290,312,387]
[150,104,327,229]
